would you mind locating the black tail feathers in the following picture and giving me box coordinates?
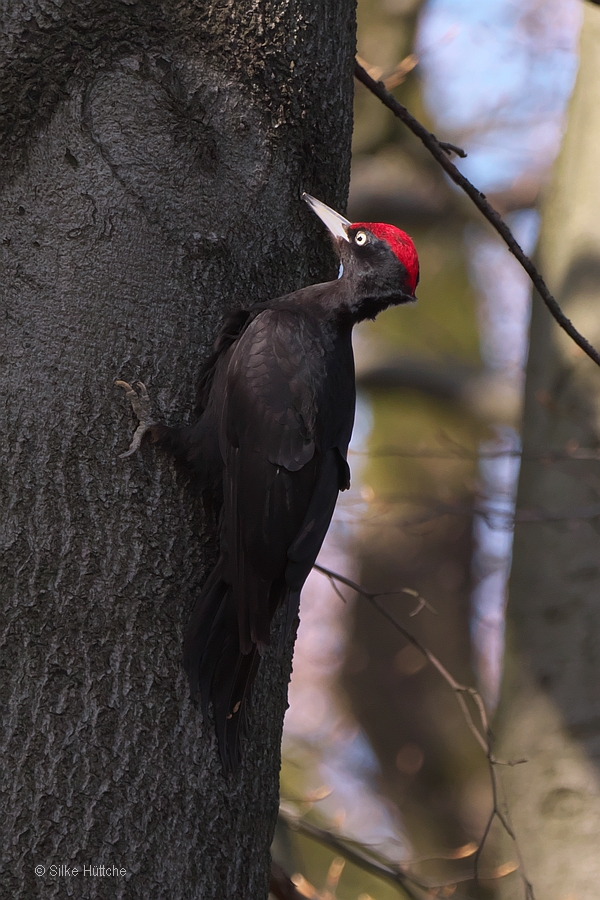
[183,561,260,773]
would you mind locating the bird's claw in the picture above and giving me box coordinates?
[115,380,157,458]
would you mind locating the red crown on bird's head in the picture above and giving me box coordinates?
[302,194,419,296]
[351,222,420,295]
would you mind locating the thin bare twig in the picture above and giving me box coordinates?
[280,811,518,897]
[354,60,600,369]
[313,564,437,617]
[356,52,420,92]
[313,565,488,754]
[283,815,423,899]
[279,811,429,899]
[355,496,600,531]
[311,564,536,899]
[439,140,468,158]
[270,861,306,900]
[350,444,600,461]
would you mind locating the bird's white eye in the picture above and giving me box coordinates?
[354,230,368,246]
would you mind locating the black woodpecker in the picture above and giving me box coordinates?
[117,193,419,772]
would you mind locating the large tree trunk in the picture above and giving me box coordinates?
[495,6,600,898]
[0,4,355,898]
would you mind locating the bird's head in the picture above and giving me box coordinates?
[303,192,419,320]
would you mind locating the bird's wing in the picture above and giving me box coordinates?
[194,307,254,415]
[223,308,319,471]
[219,308,346,651]
[285,446,350,591]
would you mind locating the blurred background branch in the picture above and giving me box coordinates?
[273,3,597,899]
[353,60,600,368]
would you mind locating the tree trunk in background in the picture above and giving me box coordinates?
[495,6,600,897]
[0,3,354,898]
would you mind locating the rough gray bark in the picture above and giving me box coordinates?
[0,3,355,898]
[495,6,600,897]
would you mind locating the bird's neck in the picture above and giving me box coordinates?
[268,276,403,329]
[339,271,408,323]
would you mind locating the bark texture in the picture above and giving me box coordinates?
[495,7,600,897]
[0,3,355,898]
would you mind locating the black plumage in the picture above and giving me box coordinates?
[118,194,419,771]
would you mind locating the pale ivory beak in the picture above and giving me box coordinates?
[302,193,351,242]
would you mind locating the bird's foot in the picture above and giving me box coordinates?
[115,380,157,458]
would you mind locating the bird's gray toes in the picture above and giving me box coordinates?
[128,381,153,422]
[115,379,135,396]
[115,379,157,458]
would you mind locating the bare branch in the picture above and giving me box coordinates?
[280,811,520,897]
[351,443,600,461]
[439,140,468,159]
[313,565,437,616]
[270,861,306,900]
[353,60,600,369]
[311,563,537,898]
[356,52,419,91]
[279,810,431,899]
[313,564,488,752]
[355,496,600,531]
